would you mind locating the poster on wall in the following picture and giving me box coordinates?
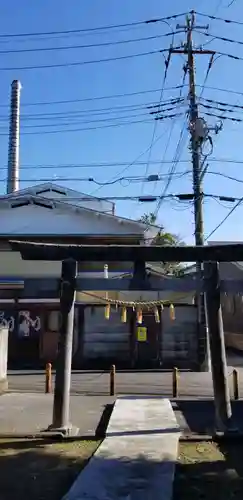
[0,310,41,337]
[136,327,147,342]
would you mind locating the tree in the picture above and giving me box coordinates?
[139,212,185,275]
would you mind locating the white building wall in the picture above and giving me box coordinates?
[0,251,61,277]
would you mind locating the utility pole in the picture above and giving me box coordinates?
[171,12,213,371]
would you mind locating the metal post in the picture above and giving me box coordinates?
[232,369,239,401]
[45,362,52,394]
[172,367,179,398]
[110,365,116,396]
[204,261,232,432]
[48,258,78,436]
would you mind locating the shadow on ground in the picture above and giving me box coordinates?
[174,440,243,500]
[173,399,243,434]
[0,437,100,500]
[0,437,243,499]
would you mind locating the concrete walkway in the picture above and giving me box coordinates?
[63,396,180,500]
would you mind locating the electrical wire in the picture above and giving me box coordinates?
[141,47,172,193]
[205,198,243,240]
[0,85,186,108]
[198,84,243,97]
[0,12,188,39]
[0,100,184,125]
[89,128,171,196]
[0,30,182,55]
[196,30,243,47]
[0,160,192,171]
[1,193,238,202]
[198,54,215,99]
[200,102,243,115]
[153,115,189,218]
[199,96,243,109]
[201,110,242,122]
[152,67,188,193]
[0,97,184,121]
[3,111,157,129]
[0,171,192,185]
[0,46,179,72]
[2,157,243,170]
[2,170,243,185]
[0,112,185,136]
[196,10,243,26]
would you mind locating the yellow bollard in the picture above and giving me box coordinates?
[232,368,239,400]
[110,364,116,396]
[45,362,52,394]
[172,367,179,398]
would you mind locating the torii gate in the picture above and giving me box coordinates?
[10,240,243,436]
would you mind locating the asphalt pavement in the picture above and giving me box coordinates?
[5,350,243,398]
[7,367,243,399]
[0,393,113,436]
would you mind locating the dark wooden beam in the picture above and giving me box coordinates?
[9,240,243,262]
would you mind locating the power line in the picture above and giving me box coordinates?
[205,198,243,240]
[141,47,173,193]
[0,159,192,171]
[0,98,184,122]
[152,67,188,193]
[196,10,243,26]
[153,115,189,217]
[1,170,243,185]
[199,96,243,110]
[0,30,182,55]
[0,85,186,108]
[0,157,242,171]
[0,12,187,39]
[198,54,215,99]
[4,111,155,129]
[0,112,184,136]
[198,84,243,97]
[0,192,237,203]
[0,46,177,72]
[196,29,243,47]
[201,110,242,122]
[89,128,170,196]
[199,102,243,114]
[0,171,192,184]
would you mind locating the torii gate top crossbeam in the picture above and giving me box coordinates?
[9,240,243,262]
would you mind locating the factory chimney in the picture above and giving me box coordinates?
[7,79,22,194]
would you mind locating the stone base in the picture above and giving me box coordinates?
[0,378,8,395]
[45,423,80,438]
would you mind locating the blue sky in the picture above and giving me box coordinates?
[0,0,242,243]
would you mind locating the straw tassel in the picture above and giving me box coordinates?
[169,303,175,321]
[154,306,160,323]
[104,303,111,320]
[136,308,143,324]
[121,306,127,323]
